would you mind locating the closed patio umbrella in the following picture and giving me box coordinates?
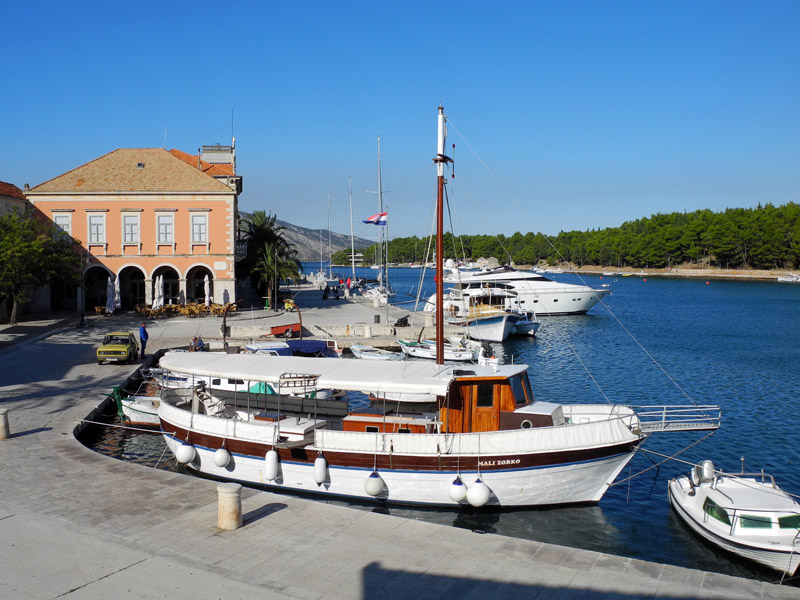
[204,274,211,306]
[104,278,115,314]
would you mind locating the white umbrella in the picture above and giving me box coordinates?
[204,274,211,306]
[151,275,162,309]
[104,278,115,314]
[114,276,121,310]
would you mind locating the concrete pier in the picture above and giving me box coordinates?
[0,292,798,599]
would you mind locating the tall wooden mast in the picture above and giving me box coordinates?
[434,105,450,365]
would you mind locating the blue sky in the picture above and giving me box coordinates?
[4,2,799,241]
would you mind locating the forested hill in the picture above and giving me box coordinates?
[342,203,800,270]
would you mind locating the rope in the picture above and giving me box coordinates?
[609,432,716,486]
[78,419,162,435]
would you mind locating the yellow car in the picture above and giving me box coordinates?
[97,332,138,365]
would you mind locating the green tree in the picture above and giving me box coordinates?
[0,210,80,324]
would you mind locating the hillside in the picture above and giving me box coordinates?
[277,220,373,262]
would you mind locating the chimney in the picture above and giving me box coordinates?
[197,148,201,170]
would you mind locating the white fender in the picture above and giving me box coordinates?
[314,455,328,485]
[466,477,491,507]
[213,447,231,468]
[364,471,384,496]
[448,476,467,502]
[264,449,279,481]
[175,442,195,464]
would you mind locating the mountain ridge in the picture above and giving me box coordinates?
[276,219,374,262]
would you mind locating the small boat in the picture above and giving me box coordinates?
[397,338,478,361]
[668,460,800,576]
[350,344,404,361]
[511,312,540,336]
[242,339,341,358]
[119,395,161,428]
[777,273,800,283]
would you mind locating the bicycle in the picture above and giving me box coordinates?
[76,314,95,328]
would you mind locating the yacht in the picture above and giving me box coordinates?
[432,263,611,316]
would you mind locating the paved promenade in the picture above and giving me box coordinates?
[0,295,798,599]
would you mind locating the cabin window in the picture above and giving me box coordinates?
[779,515,800,529]
[397,428,410,434]
[228,379,244,385]
[365,426,380,433]
[510,375,531,406]
[703,498,731,525]
[476,384,494,408]
[739,515,772,529]
[212,378,221,385]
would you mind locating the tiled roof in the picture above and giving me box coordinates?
[169,149,235,177]
[27,148,234,194]
[0,180,25,199]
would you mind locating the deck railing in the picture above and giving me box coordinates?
[632,405,721,433]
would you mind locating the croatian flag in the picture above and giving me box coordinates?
[362,212,388,226]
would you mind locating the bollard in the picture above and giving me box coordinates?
[217,482,243,530]
[0,408,9,440]
[374,314,380,324]
[373,298,380,309]
[425,313,435,327]
[364,325,372,339]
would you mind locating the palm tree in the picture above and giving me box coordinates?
[252,239,301,310]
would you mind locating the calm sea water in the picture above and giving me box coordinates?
[87,265,800,583]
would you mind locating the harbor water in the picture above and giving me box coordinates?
[85,265,800,584]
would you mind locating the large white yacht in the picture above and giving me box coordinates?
[431,262,611,316]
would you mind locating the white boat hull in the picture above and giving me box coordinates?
[163,433,637,507]
[668,475,800,575]
[462,313,519,342]
[120,396,160,428]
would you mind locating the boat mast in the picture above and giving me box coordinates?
[348,176,356,281]
[377,135,387,292]
[434,105,450,364]
[327,194,332,279]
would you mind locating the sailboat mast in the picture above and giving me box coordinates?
[348,177,356,281]
[327,194,332,278]
[377,135,386,291]
[434,105,448,364]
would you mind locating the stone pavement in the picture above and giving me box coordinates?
[0,295,799,599]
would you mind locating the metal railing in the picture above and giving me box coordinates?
[633,405,721,433]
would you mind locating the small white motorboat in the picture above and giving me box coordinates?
[668,460,800,577]
[397,339,478,362]
[350,344,404,361]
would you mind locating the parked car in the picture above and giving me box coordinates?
[97,332,138,365]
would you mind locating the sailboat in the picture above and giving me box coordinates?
[157,105,721,508]
[363,136,395,305]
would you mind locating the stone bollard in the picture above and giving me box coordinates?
[364,325,372,339]
[217,482,243,530]
[0,408,9,440]
[373,298,380,309]
[425,313,435,327]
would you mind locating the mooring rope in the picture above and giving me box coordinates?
[609,431,716,486]
[78,419,161,435]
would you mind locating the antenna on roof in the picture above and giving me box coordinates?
[231,109,234,140]
[163,126,167,149]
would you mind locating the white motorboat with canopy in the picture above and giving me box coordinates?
[668,460,800,578]
[157,105,721,508]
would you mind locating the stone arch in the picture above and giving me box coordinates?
[151,265,181,306]
[117,264,147,309]
[83,265,113,312]
[185,264,215,304]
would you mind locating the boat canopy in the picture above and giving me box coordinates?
[159,353,528,399]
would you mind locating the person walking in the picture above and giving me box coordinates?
[139,321,149,359]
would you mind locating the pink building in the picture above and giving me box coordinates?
[26,145,243,312]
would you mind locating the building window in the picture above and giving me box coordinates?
[88,214,105,244]
[157,214,173,243]
[53,214,71,237]
[123,214,140,244]
[191,213,208,243]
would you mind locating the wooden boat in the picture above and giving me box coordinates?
[350,344,404,361]
[157,106,720,508]
[397,338,478,361]
[668,460,800,576]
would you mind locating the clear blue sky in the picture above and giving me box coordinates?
[5,1,799,241]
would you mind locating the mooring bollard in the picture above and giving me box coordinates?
[364,325,372,339]
[425,313,435,327]
[0,408,10,440]
[372,298,380,309]
[217,482,242,530]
